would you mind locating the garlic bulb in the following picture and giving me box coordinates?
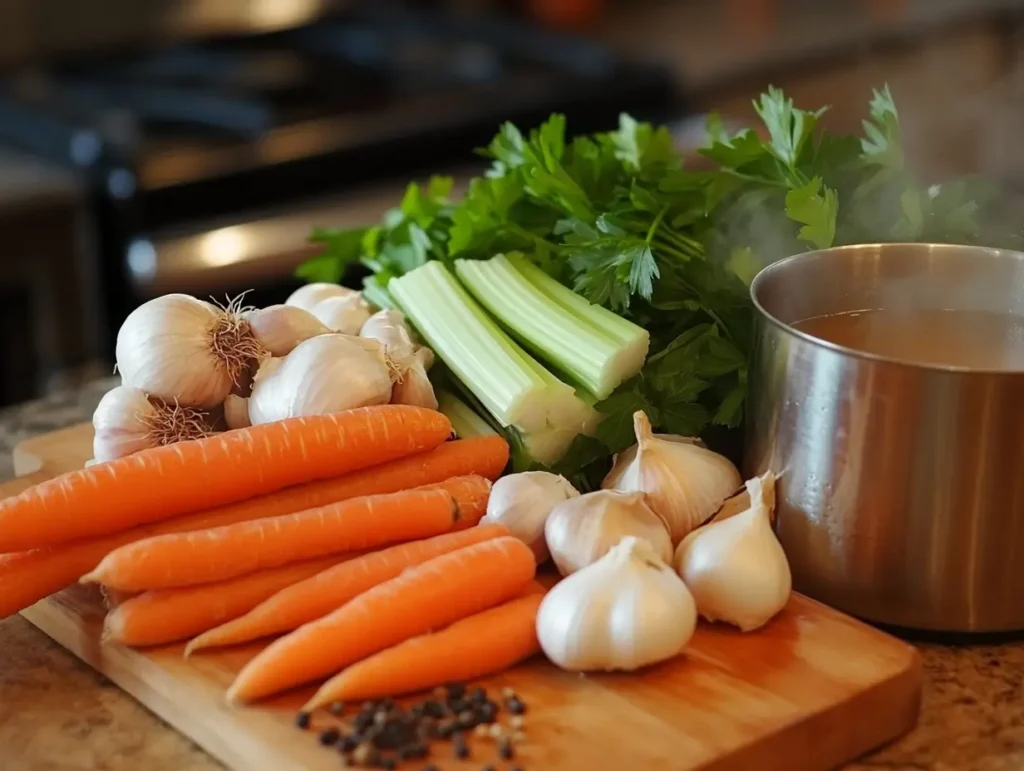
[116,294,265,409]
[92,385,216,462]
[223,394,251,430]
[391,347,438,410]
[536,536,697,672]
[312,293,373,335]
[285,283,356,313]
[602,411,741,543]
[708,470,777,524]
[246,305,330,356]
[247,335,394,425]
[480,472,580,562]
[545,489,672,576]
[673,472,791,632]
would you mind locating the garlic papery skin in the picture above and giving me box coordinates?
[285,283,356,313]
[673,472,791,632]
[536,536,697,672]
[602,411,741,544]
[312,293,373,335]
[480,472,580,562]
[223,394,251,430]
[246,305,330,356]
[545,489,672,576]
[247,335,393,425]
[92,385,216,462]
[116,294,265,409]
[391,347,438,410]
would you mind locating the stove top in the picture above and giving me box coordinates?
[0,9,675,225]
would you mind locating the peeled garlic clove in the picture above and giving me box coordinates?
[602,411,741,543]
[481,472,579,562]
[536,536,697,672]
[247,335,393,425]
[545,489,672,576]
[223,394,251,430]
[674,472,791,632]
[116,294,265,409]
[285,283,356,314]
[313,293,373,335]
[92,385,215,462]
[246,305,330,357]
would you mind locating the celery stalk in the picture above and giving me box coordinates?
[455,254,649,399]
[388,262,590,435]
[436,390,497,439]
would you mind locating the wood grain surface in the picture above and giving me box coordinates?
[9,424,924,771]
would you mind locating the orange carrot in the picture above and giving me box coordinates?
[306,585,547,706]
[0,435,501,620]
[185,523,511,655]
[419,475,492,529]
[103,555,352,647]
[82,487,460,592]
[0,406,451,553]
[226,536,536,703]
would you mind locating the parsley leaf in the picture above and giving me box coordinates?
[786,177,838,249]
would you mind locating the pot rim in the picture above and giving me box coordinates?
[749,242,1024,376]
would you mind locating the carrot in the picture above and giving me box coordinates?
[420,475,492,529]
[0,435,501,620]
[226,536,536,704]
[305,584,547,707]
[103,555,352,647]
[185,523,511,655]
[0,406,452,553]
[83,488,459,592]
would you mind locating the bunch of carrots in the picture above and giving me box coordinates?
[0,404,549,706]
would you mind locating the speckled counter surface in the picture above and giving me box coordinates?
[0,382,1022,770]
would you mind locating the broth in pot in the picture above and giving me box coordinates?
[793,308,1024,370]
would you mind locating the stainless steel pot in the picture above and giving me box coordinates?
[746,243,1024,632]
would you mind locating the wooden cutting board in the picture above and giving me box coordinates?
[7,423,924,771]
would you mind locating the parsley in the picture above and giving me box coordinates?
[301,85,1014,486]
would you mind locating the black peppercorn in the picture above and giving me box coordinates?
[398,742,428,760]
[506,697,526,715]
[338,734,359,753]
[319,727,340,746]
[469,686,487,703]
[421,700,445,719]
[294,711,311,730]
[498,737,514,760]
[453,733,470,759]
[445,682,466,699]
[476,702,497,724]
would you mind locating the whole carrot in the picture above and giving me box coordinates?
[103,555,351,647]
[83,488,458,592]
[0,406,452,553]
[421,475,492,529]
[185,523,511,655]
[227,536,536,704]
[306,584,547,706]
[0,435,503,620]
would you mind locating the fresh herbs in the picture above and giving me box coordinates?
[300,85,1015,487]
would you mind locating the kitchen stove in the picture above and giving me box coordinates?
[0,5,679,358]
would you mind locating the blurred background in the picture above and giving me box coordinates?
[0,0,1022,407]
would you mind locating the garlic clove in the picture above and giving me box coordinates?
[313,293,373,335]
[707,471,774,525]
[480,471,580,562]
[223,394,252,430]
[246,305,330,357]
[536,536,697,672]
[544,489,672,576]
[602,411,741,544]
[116,293,264,409]
[285,283,356,314]
[673,473,791,632]
[391,348,438,410]
[247,335,394,425]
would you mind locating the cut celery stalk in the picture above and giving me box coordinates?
[436,390,497,439]
[361,277,394,310]
[388,262,589,435]
[507,253,649,352]
[455,254,649,399]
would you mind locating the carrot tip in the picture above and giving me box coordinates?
[79,569,102,585]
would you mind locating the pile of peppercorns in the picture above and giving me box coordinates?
[295,682,528,769]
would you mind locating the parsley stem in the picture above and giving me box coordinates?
[645,206,669,245]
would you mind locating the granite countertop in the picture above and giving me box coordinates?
[0,383,1021,770]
